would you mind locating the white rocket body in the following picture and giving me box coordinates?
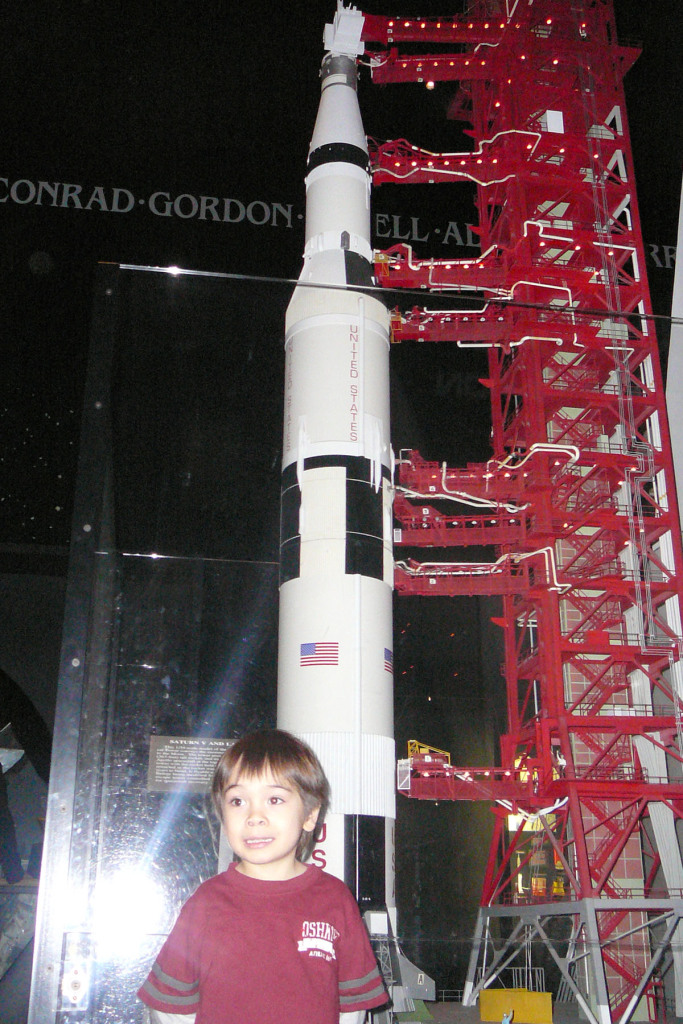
[277,5,395,911]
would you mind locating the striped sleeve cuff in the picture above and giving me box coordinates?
[338,966,387,1011]
[138,961,200,1012]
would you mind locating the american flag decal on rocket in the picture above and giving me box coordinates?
[300,642,339,667]
[384,648,393,674]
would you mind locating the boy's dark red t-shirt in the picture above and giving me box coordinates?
[138,863,387,1024]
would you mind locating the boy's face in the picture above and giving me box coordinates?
[221,767,319,880]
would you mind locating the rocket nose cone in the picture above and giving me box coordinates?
[309,58,368,158]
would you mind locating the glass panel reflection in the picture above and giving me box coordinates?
[31,266,283,1022]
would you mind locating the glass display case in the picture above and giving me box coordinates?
[29,264,287,1022]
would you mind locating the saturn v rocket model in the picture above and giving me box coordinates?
[277,3,395,911]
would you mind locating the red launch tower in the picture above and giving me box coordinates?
[359,3,683,1022]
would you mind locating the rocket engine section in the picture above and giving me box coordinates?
[277,4,395,912]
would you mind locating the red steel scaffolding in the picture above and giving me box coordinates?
[360,3,683,1022]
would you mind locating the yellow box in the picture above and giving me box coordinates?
[479,987,553,1024]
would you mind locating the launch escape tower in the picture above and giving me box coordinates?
[356,2,683,1022]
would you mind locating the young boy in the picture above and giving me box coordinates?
[138,729,388,1024]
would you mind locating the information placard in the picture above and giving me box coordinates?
[147,736,228,793]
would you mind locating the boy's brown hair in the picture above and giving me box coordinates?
[211,729,330,861]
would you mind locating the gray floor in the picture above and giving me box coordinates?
[0,938,34,1024]
[427,1002,677,1024]
[1,957,679,1024]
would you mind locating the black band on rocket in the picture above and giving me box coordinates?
[280,535,301,586]
[308,142,370,173]
[279,455,388,586]
[344,251,375,288]
[282,457,390,489]
[345,534,383,579]
[345,815,386,911]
